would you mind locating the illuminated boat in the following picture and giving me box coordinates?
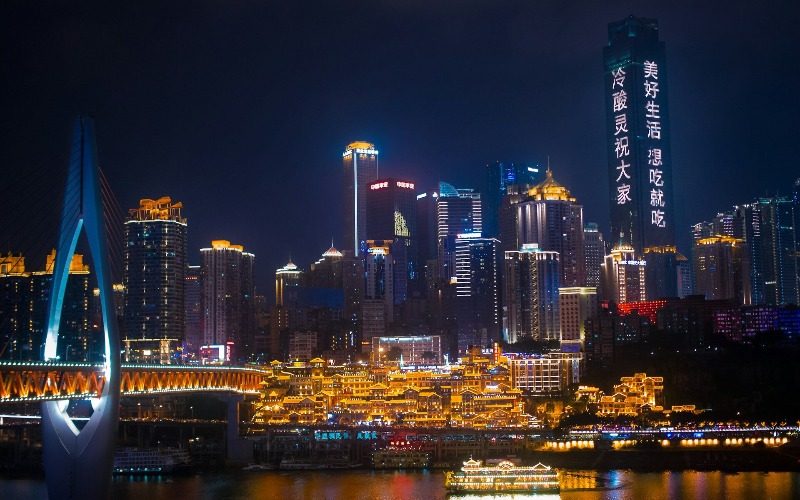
[444,458,560,493]
[113,447,191,475]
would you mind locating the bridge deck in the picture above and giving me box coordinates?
[0,361,266,403]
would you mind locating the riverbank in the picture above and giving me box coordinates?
[525,447,800,472]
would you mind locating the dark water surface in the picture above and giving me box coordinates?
[2,470,799,499]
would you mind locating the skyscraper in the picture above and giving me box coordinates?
[0,253,28,360]
[601,244,647,304]
[342,141,379,256]
[183,264,202,355]
[275,259,302,307]
[604,16,675,256]
[515,168,585,287]
[453,234,500,353]
[362,240,395,349]
[503,244,560,344]
[200,240,255,359]
[436,182,482,281]
[692,235,749,304]
[584,223,605,288]
[30,250,91,362]
[415,189,438,297]
[484,161,541,239]
[559,286,598,344]
[758,196,798,305]
[366,178,417,299]
[124,197,187,341]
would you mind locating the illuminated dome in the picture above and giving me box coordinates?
[322,246,343,258]
[276,260,299,274]
[527,167,576,202]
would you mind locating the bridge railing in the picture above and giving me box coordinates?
[0,361,266,403]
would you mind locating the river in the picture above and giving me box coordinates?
[2,470,799,499]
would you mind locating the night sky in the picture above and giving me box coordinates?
[2,1,798,300]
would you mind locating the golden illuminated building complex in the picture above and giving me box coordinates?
[253,350,536,429]
[576,372,696,417]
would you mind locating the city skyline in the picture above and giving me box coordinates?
[2,2,798,297]
[1,5,800,496]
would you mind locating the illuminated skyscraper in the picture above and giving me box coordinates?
[184,264,202,355]
[484,161,541,239]
[275,259,302,307]
[503,244,560,343]
[124,197,187,341]
[342,141,379,256]
[758,197,798,305]
[601,244,647,305]
[559,287,598,345]
[366,178,417,301]
[516,168,585,287]
[692,236,749,304]
[30,250,91,361]
[584,223,605,288]
[454,234,500,353]
[201,240,255,358]
[362,240,395,349]
[0,253,28,360]
[604,16,675,255]
[436,182,482,281]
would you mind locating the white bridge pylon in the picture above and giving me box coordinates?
[41,116,121,500]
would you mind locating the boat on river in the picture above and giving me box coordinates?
[444,458,560,493]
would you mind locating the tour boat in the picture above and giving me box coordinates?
[113,447,191,475]
[445,458,560,493]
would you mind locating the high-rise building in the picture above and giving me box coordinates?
[758,196,798,305]
[184,264,202,355]
[643,246,681,300]
[0,253,28,360]
[559,287,598,344]
[604,16,676,259]
[415,189,439,297]
[342,141,379,256]
[484,161,541,239]
[676,253,693,298]
[124,197,187,341]
[275,260,302,307]
[703,197,799,306]
[200,240,255,359]
[503,244,560,344]
[584,223,605,288]
[30,250,91,361]
[454,234,500,353]
[692,235,749,304]
[366,178,417,242]
[601,244,647,304]
[366,178,417,302]
[435,182,482,282]
[498,184,530,253]
[363,241,395,309]
[515,168,585,287]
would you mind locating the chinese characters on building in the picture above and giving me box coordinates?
[644,60,665,228]
[611,67,631,206]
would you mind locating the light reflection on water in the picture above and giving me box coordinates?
[1,470,799,499]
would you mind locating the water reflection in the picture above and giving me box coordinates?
[1,470,799,500]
